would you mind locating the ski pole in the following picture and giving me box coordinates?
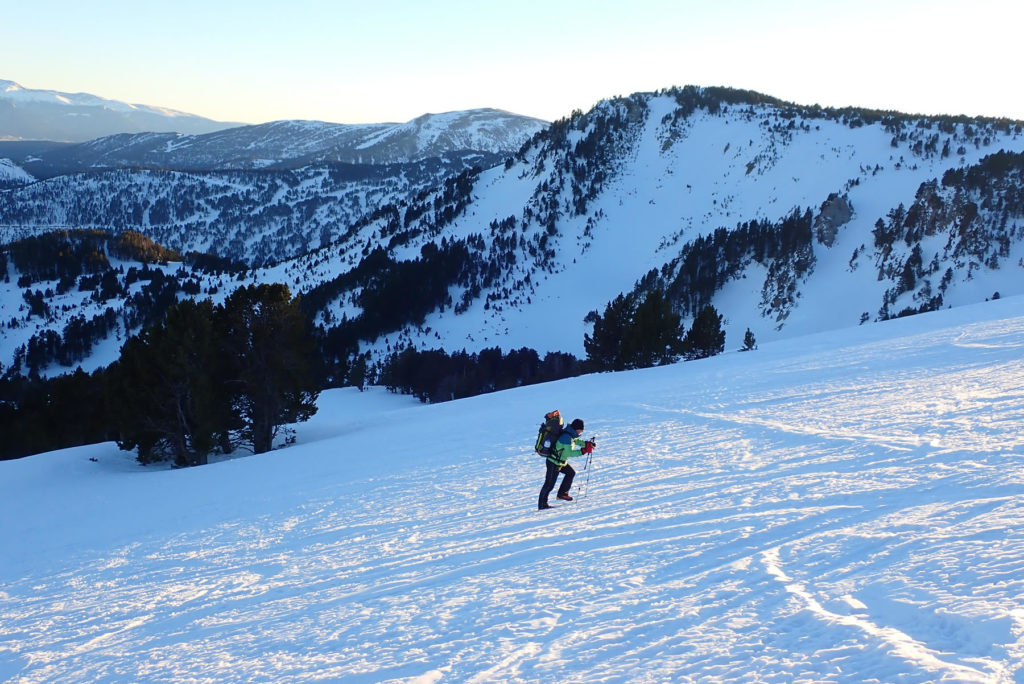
[579,450,593,502]
[577,437,596,503]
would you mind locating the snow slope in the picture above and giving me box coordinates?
[325,92,1024,359]
[0,158,33,184]
[3,297,1024,682]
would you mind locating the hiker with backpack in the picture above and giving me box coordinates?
[538,416,595,510]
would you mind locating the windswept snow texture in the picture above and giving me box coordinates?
[3,298,1024,682]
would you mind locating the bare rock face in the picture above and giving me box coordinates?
[814,193,854,247]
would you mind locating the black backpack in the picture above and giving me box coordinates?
[534,410,564,457]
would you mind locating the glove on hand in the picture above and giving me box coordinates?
[582,439,596,455]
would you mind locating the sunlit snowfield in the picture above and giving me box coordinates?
[2,298,1024,683]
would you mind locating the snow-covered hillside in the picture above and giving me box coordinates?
[0,158,33,187]
[4,86,1024,378]
[0,160,484,267]
[351,108,550,162]
[0,110,547,267]
[2,296,1023,682]
[277,88,1024,357]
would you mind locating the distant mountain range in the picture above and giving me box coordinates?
[0,78,549,178]
[0,110,549,179]
[0,96,550,264]
[0,79,241,142]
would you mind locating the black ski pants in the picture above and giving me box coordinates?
[539,460,575,506]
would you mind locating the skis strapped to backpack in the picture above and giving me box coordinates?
[534,410,564,457]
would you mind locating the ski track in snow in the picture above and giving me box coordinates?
[2,300,1024,682]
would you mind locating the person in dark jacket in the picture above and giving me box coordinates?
[539,418,594,509]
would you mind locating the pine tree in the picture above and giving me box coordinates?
[741,328,757,352]
[625,289,686,368]
[349,354,368,392]
[108,299,226,466]
[220,284,320,454]
[683,305,726,360]
[585,288,686,370]
[584,294,635,371]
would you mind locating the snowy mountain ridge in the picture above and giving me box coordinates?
[3,86,1024,378]
[0,108,548,179]
[354,108,549,159]
[268,87,1024,358]
[0,79,192,116]
[2,294,1023,681]
[0,78,241,141]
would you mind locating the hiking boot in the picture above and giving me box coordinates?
[557,492,573,501]
[538,503,552,510]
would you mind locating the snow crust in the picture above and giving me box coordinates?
[2,296,1023,682]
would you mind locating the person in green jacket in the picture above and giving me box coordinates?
[538,418,595,509]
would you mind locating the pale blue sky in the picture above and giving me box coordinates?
[3,0,1021,124]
